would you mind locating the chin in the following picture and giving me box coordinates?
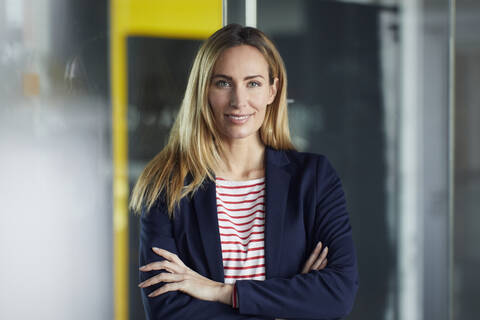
[222,129,258,141]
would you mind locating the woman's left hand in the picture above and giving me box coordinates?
[139,247,233,305]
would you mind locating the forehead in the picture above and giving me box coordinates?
[213,45,269,76]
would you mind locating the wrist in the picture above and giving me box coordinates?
[216,283,234,305]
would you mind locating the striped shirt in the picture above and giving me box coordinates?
[215,177,266,297]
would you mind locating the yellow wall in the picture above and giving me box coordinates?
[110,1,223,319]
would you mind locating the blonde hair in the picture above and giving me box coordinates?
[130,23,295,218]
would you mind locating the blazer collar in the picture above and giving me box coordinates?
[265,146,290,167]
[193,147,292,282]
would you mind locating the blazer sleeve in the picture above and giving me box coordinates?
[234,157,359,319]
[139,199,272,320]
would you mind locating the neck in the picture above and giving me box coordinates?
[216,134,266,180]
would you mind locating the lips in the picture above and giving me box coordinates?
[226,114,252,120]
[224,113,254,124]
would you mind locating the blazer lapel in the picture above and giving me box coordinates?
[264,148,291,279]
[193,179,225,282]
[192,148,291,282]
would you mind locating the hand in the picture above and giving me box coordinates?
[139,247,233,305]
[301,241,328,274]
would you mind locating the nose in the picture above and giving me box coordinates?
[229,85,248,108]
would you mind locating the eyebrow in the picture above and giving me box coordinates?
[211,74,265,81]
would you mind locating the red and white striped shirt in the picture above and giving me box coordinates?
[215,177,266,307]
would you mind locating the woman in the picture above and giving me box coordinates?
[130,23,358,319]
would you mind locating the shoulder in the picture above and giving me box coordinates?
[267,147,336,174]
[286,149,328,165]
[267,147,342,198]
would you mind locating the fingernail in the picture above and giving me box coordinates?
[152,247,160,251]
[138,282,144,288]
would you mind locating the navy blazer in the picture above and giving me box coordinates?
[139,147,359,319]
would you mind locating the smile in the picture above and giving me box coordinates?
[224,113,254,124]
[226,114,252,120]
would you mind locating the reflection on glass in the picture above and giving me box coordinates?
[126,36,203,318]
[257,1,397,318]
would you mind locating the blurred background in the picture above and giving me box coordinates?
[0,0,478,319]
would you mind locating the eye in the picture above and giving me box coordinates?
[247,81,261,88]
[215,80,231,88]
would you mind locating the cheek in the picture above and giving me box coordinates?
[208,91,228,115]
[257,106,267,122]
[249,90,270,111]
[251,101,267,125]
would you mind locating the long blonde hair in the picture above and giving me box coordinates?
[129,23,295,218]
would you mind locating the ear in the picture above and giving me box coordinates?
[267,77,279,105]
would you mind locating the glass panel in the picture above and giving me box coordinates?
[453,1,480,319]
[256,1,398,318]
[251,0,452,319]
[126,36,203,319]
[0,0,112,319]
[5,1,476,319]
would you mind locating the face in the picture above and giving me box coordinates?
[208,45,278,144]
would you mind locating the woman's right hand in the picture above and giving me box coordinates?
[301,241,328,273]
